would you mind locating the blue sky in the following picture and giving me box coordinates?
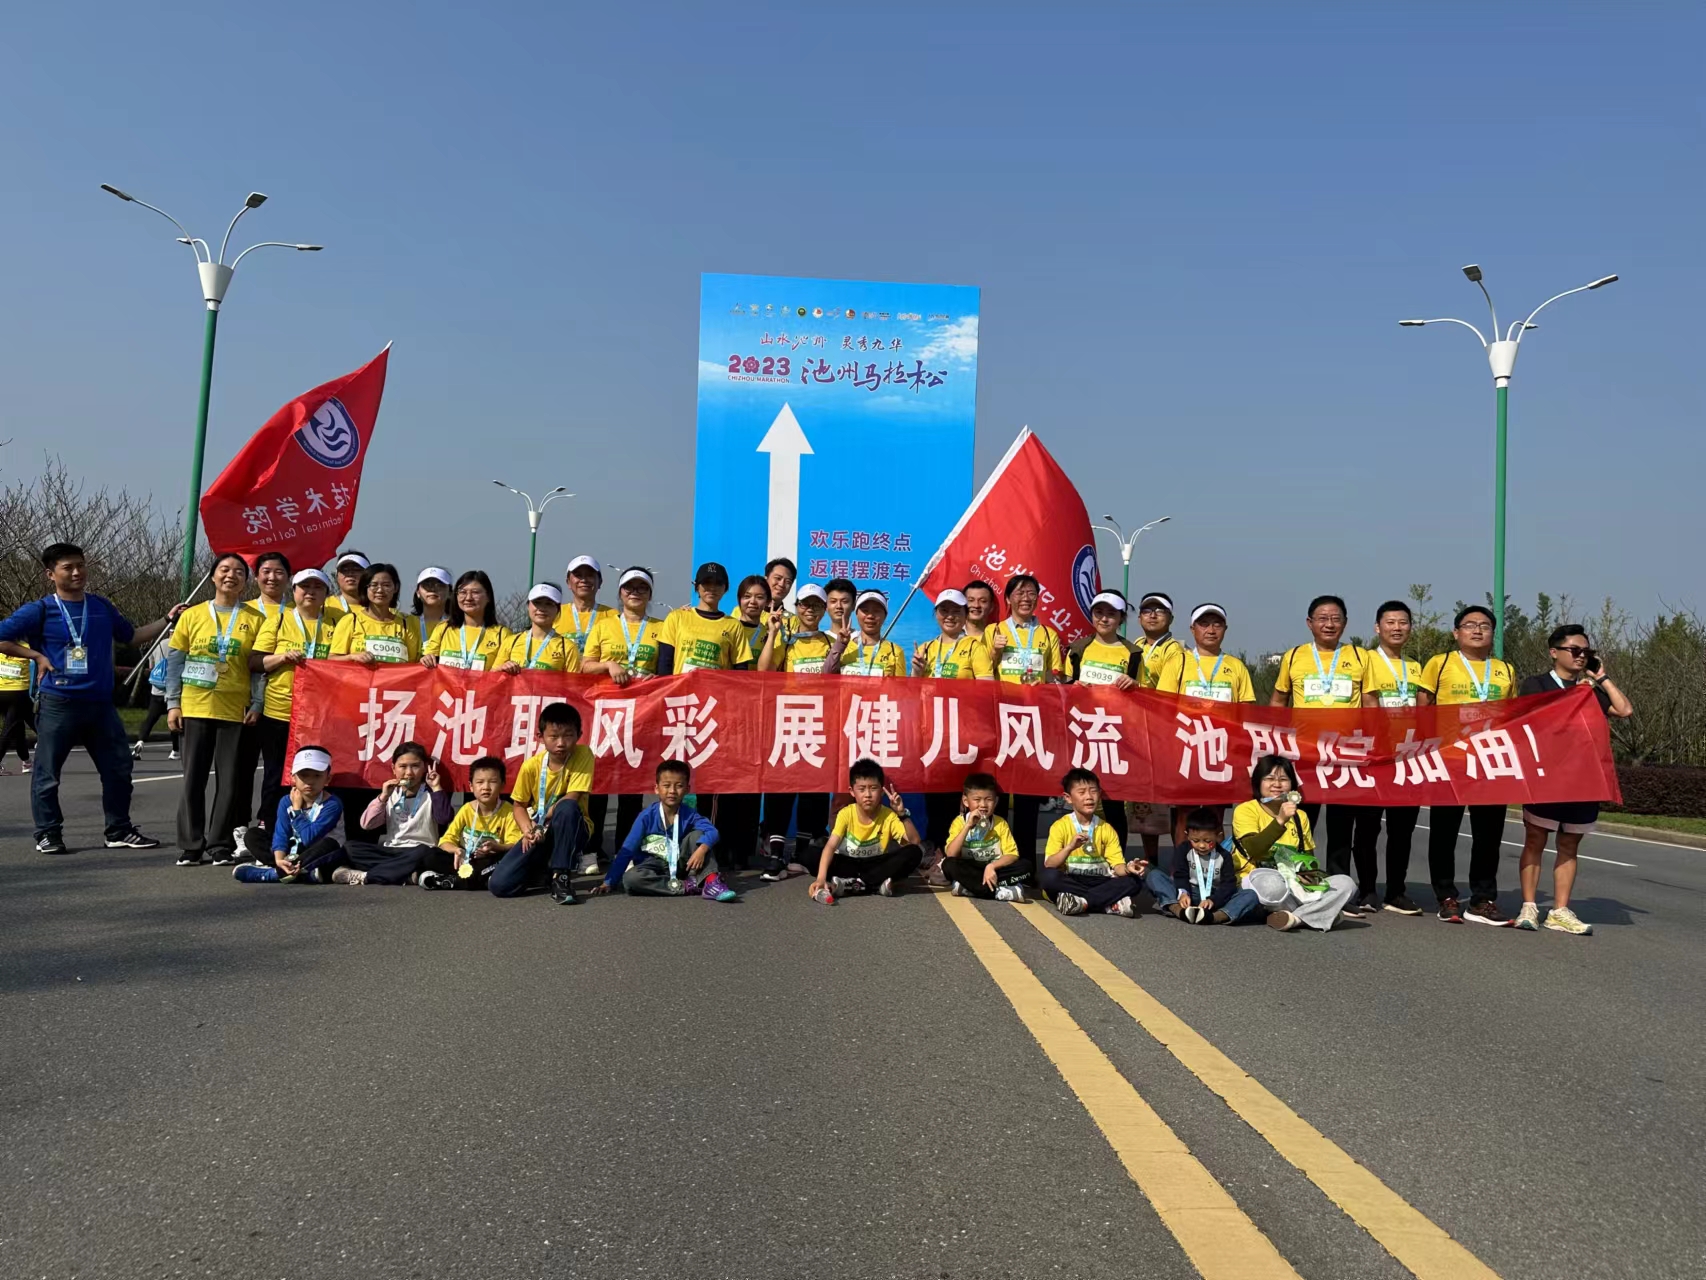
[2,4,1699,650]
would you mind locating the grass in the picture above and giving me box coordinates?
[1601,813,1706,838]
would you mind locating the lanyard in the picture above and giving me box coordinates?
[569,603,595,642]
[54,595,88,649]
[1458,651,1494,701]
[293,609,324,654]
[523,631,554,669]
[533,751,569,822]
[661,809,681,877]
[932,635,959,678]
[854,639,883,673]
[1189,845,1220,902]
[460,625,487,662]
[208,602,239,657]
[289,798,324,852]
[391,787,427,821]
[258,597,283,621]
[620,614,649,667]
[1191,649,1225,686]
[1072,815,1099,851]
[1007,619,1038,654]
[1378,650,1410,699]
[1310,644,1341,683]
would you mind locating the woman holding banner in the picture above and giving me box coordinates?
[410,567,454,655]
[987,574,1065,861]
[422,571,508,670]
[329,564,420,666]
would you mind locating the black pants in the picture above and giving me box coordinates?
[177,716,249,858]
[1351,805,1419,901]
[0,689,32,766]
[941,856,1034,899]
[136,693,179,752]
[241,827,344,874]
[586,794,610,862]
[1001,795,1042,861]
[337,787,380,841]
[1298,803,1357,877]
[1040,864,1141,910]
[1427,804,1505,905]
[763,793,829,847]
[826,843,923,891]
[247,716,292,832]
[715,792,759,869]
[341,841,448,885]
[924,793,960,849]
[1102,802,1128,854]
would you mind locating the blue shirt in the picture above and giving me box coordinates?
[0,594,134,701]
[606,801,719,886]
[271,792,345,856]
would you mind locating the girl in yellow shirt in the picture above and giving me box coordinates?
[734,574,773,660]
[422,570,508,671]
[329,563,420,666]
[499,584,582,673]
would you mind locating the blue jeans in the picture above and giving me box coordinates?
[1144,866,1262,923]
[31,693,135,840]
[489,800,588,898]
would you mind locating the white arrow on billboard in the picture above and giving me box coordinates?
[757,402,813,597]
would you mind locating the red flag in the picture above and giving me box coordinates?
[199,345,391,566]
[916,428,1101,643]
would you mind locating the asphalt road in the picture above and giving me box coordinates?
[4,755,1703,1280]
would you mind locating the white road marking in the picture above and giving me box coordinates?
[134,773,184,784]
[1416,821,1637,867]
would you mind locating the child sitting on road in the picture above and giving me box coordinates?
[494,701,594,905]
[1231,756,1357,932]
[1147,807,1262,924]
[234,746,343,883]
[809,758,924,903]
[332,741,459,887]
[1041,767,1148,917]
[437,755,523,891]
[593,760,738,901]
[941,772,1030,901]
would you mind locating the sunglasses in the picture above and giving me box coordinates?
[1554,645,1591,657]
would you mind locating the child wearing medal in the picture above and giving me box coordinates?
[1354,600,1426,917]
[167,552,269,867]
[941,773,1030,901]
[808,758,924,903]
[498,584,582,673]
[1041,767,1147,917]
[825,590,907,678]
[422,570,508,671]
[332,740,459,886]
[328,563,420,666]
[232,746,346,883]
[757,584,834,873]
[594,759,738,901]
[251,568,337,840]
[492,702,595,903]
[438,756,523,889]
[1150,808,1263,925]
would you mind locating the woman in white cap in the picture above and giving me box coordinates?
[582,566,661,852]
[328,549,368,619]
[329,562,420,666]
[249,567,337,840]
[557,556,614,655]
[422,570,508,671]
[755,583,834,873]
[988,574,1065,863]
[1066,591,1144,688]
[499,584,582,672]
[826,590,908,678]
[1151,603,1255,844]
[410,566,454,655]
[912,589,995,854]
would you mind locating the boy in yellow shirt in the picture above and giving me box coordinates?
[941,773,1029,901]
[809,758,924,903]
[438,755,523,889]
[1133,593,1184,690]
[492,701,595,904]
[499,584,582,672]
[1041,767,1147,917]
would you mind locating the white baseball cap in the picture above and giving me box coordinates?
[292,568,331,589]
[1191,603,1229,625]
[566,556,601,577]
[618,567,654,589]
[856,590,889,611]
[796,583,827,604]
[1139,592,1174,612]
[528,583,563,604]
[1090,591,1133,613]
[934,589,969,609]
[291,747,332,774]
[334,552,370,571]
[416,566,452,586]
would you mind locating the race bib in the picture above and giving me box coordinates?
[999,650,1044,678]
[960,823,1002,862]
[1077,660,1124,686]
[1064,852,1113,876]
[1183,681,1234,703]
[790,655,826,675]
[682,638,724,672]
[365,636,408,664]
[1301,675,1354,703]
[840,830,885,859]
[0,657,28,681]
[1377,691,1416,708]
[439,650,478,671]
[181,656,220,689]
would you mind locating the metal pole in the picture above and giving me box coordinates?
[1493,383,1509,659]
[1120,553,1131,638]
[179,306,220,597]
[527,526,539,590]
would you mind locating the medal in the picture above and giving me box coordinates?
[68,645,88,664]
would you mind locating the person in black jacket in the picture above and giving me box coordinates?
[1144,808,1264,924]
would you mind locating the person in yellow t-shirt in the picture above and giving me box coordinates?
[581,566,665,866]
[1041,767,1147,917]
[733,574,774,659]
[166,552,269,866]
[940,772,1030,900]
[408,566,454,659]
[422,570,508,671]
[656,563,754,675]
[962,580,998,646]
[809,758,923,902]
[1232,755,1357,931]
[1066,592,1143,688]
[250,567,337,838]
[328,549,369,619]
[556,555,615,656]
[756,583,835,868]
[1152,604,1256,704]
[826,590,908,678]
[0,604,34,771]
[492,701,595,902]
[1353,599,1427,918]
[1133,592,1184,690]
[438,755,524,888]
[499,584,583,673]
[1417,604,1518,927]
[989,574,1068,873]
[328,563,420,666]
[911,590,995,681]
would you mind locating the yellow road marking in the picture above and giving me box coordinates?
[1016,904,1501,1280]
[936,893,1300,1279]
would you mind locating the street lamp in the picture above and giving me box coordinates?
[492,481,574,586]
[1090,514,1172,636]
[100,184,322,598]
[1401,264,1617,657]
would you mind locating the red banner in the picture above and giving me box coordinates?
[199,346,390,566]
[287,666,1621,807]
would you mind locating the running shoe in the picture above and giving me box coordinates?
[35,833,69,855]
[106,829,161,849]
[1437,896,1463,923]
[418,871,456,891]
[1054,892,1088,917]
[129,741,143,760]
[996,883,1028,903]
[233,864,279,883]
[331,867,367,885]
[950,880,968,897]
[231,827,251,856]
[1514,902,1541,931]
[1383,894,1422,916]
[209,850,241,867]
[168,750,179,761]
[830,875,865,897]
[1353,893,1381,916]
[877,877,896,898]
[175,853,205,867]
[1105,898,1136,918]
[1266,910,1300,931]
[550,872,578,905]
[1183,904,1203,924]
[1544,907,1593,936]
[1464,900,1511,927]
[701,873,739,902]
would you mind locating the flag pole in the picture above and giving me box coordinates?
[124,570,212,693]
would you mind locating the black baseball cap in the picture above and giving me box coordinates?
[694,562,729,586]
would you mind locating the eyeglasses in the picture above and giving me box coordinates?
[1458,621,1493,633]
[1309,614,1345,625]
[1139,605,1169,615]
[1554,645,1591,657]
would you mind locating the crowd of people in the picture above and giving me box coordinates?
[0,543,1631,936]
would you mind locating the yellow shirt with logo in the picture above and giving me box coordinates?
[1044,814,1126,875]
[510,745,596,818]
[554,601,615,655]
[918,634,993,680]
[780,629,834,675]
[1419,652,1516,706]
[1136,635,1185,690]
[1362,650,1427,708]
[1152,648,1256,703]
[253,608,337,722]
[838,637,908,678]
[947,814,1020,864]
[1273,644,1366,708]
[0,646,32,691]
[499,629,582,673]
[441,801,523,856]
[583,612,663,675]
[330,609,422,664]
[658,608,753,672]
[424,621,510,671]
[169,602,269,722]
[989,618,1065,685]
[830,804,908,858]
[1071,638,1140,687]
[1231,799,1315,880]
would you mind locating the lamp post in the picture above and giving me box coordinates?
[1401,265,1617,658]
[1090,514,1172,636]
[100,184,322,599]
[492,481,573,586]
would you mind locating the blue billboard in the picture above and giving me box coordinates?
[693,272,980,650]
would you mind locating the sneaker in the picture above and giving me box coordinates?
[168,750,179,761]
[950,880,968,897]
[1183,905,1203,924]
[1353,893,1381,916]
[760,858,795,882]
[35,833,69,855]
[105,829,161,849]
[418,871,456,891]
[1437,896,1463,923]
[1341,897,1365,916]
[21,761,30,772]
[1544,907,1593,936]
[1383,894,1422,916]
[877,877,896,898]
[130,741,143,760]
[830,875,865,897]
[232,826,251,854]
[576,854,600,876]
[1266,909,1300,931]
[233,864,280,883]
[1054,892,1088,917]
[1464,900,1510,927]
[1515,902,1541,931]
[331,867,368,885]
[994,883,1023,903]
[550,872,578,905]
[1105,898,1135,918]
[175,853,205,867]
[701,873,738,902]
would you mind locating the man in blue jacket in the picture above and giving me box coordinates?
[0,543,182,854]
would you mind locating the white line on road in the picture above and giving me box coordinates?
[1498,815,1699,850]
[135,774,184,784]
[1416,821,1637,867]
